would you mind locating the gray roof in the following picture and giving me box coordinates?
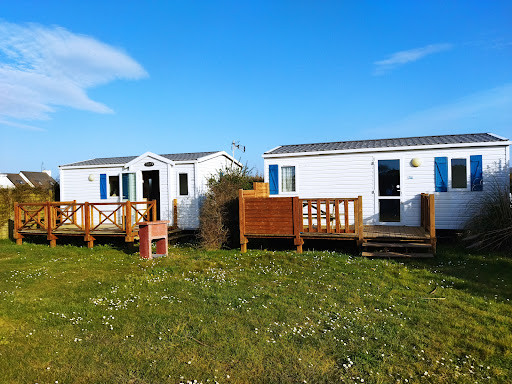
[20,171,56,187]
[6,173,27,186]
[265,133,509,155]
[62,151,219,167]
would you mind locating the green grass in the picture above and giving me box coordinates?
[0,240,511,383]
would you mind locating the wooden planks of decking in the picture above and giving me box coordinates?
[363,225,430,240]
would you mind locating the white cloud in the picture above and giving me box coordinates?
[373,43,452,75]
[366,83,512,137]
[0,22,148,129]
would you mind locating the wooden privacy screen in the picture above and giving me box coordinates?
[244,197,295,235]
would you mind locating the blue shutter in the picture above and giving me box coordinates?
[269,164,278,195]
[100,174,107,199]
[470,155,483,191]
[434,157,448,192]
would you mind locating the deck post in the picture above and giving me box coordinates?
[152,200,157,221]
[84,202,94,248]
[13,202,23,245]
[429,194,436,254]
[357,196,364,245]
[239,189,248,253]
[292,197,304,253]
[125,201,134,242]
[46,201,57,247]
[173,198,178,229]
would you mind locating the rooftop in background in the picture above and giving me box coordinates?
[20,171,56,188]
[61,151,219,167]
[264,133,510,155]
[6,173,27,186]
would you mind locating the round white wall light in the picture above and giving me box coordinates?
[88,174,95,181]
[411,158,422,167]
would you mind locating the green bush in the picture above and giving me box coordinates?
[199,166,262,250]
[465,183,512,252]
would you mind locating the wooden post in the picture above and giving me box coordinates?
[292,197,304,253]
[325,200,331,233]
[429,194,436,254]
[46,201,56,247]
[151,200,157,221]
[14,202,23,245]
[335,199,340,233]
[125,201,133,242]
[84,202,94,248]
[173,198,178,228]
[72,200,77,225]
[239,189,248,252]
[357,196,364,245]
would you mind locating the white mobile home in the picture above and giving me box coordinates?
[263,133,511,230]
[59,151,240,229]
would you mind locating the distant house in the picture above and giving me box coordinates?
[263,133,511,230]
[0,171,56,189]
[59,151,241,229]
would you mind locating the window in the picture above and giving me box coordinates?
[451,158,467,189]
[179,173,189,196]
[281,166,295,192]
[109,176,119,197]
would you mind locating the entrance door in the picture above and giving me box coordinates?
[377,159,401,223]
[142,170,160,219]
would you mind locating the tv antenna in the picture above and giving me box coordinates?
[231,140,245,162]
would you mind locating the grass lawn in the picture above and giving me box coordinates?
[0,239,511,383]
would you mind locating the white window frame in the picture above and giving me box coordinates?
[448,156,471,192]
[178,172,190,197]
[278,164,298,196]
[108,174,121,198]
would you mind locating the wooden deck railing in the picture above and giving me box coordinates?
[420,193,436,253]
[239,183,363,253]
[300,198,363,236]
[14,200,157,248]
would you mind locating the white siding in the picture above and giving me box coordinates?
[264,145,510,230]
[175,163,198,229]
[128,155,172,222]
[196,154,235,195]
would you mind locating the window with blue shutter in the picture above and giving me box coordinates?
[269,165,278,195]
[470,155,483,191]
[100,174,107,199]
[434,157,448,192]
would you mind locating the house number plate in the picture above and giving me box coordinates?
[144,162,154,167]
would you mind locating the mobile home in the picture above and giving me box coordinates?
[262,133,511,230]
[59,151,240,229]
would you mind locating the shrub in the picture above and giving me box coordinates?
[465,183,512,252]
[199,165,262,250]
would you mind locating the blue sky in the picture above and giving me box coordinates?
[1,1,511,177]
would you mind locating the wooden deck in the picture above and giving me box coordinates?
[239,183,436,256]
[13,200,179,248]
[364,225,430,240]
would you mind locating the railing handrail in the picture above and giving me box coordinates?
[14,200,159,247]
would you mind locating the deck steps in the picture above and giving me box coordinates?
[362,241,432,248]
[362,238,434,258]
[362,251,434,258]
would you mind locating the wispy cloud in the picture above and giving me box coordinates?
[373,43,452,75]
[366,83,512,137]
[0,22,148,130]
